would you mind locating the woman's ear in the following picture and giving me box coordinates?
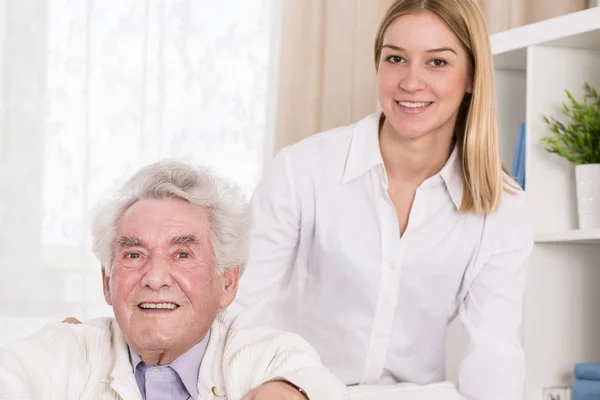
[466,68,473,94]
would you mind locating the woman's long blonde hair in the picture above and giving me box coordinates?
[374,0,517,214]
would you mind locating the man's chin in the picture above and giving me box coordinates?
[134,332,177,351]
[120,319,180,350]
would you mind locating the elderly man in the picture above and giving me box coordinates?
[0,161,346,400]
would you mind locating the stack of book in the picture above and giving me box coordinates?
[574,363,600,399]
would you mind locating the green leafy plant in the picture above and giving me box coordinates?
[540,82,600,164]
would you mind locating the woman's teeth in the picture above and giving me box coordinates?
[397,101,432,108]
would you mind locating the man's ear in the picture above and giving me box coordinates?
[219,265,241,309]
[101,267,113,306]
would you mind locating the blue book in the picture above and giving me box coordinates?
[575,364,600,381]
[510,125,522,177]
[573,379,600,400]
[510,123,526,190]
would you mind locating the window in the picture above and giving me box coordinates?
[0,0,280,345]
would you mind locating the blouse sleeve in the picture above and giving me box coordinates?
[230,147,302,325]
[457,191,534,400]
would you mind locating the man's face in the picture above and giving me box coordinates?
[102,197,239,362]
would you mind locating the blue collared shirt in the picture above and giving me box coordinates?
[129,330,210,400]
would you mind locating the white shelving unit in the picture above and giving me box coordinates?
[490,7,600,400]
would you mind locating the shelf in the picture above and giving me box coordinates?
[489,7,600,399]
[491,7,600,70]
[535,229,600,244]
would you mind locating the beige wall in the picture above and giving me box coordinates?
[526,0,587,24]
[476,0,526,34]
[477,0,588,33]
[273,0,394,153]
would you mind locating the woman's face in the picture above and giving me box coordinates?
[377,11,472,142]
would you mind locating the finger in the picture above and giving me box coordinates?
[62,317,82,324]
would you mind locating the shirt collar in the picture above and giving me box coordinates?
[394,144,464,210]
[128,329,211,400]
[341,112,384,185]
[129,348,143,371]
[341,111,463,209]
[435,144,464,210]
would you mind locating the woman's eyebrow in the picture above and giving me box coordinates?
[382,44,457,55]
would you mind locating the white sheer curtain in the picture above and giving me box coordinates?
[0,0,280,345]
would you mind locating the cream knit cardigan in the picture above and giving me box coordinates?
[0,315,347,400]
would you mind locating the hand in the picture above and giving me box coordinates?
[62,317,82,324]
[241,381,307,400]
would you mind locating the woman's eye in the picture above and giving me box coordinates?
[429,59,447,67]
[387,55,404,64]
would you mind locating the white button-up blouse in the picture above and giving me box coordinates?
[232,112,534,400]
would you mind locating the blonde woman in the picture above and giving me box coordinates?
[233,0,533,399]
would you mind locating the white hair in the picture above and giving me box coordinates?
[91,160,252,276]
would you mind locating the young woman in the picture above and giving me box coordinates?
[232,0,533,399]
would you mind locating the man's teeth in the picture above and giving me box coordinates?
[398,101,431,108]
[139,303,179,310]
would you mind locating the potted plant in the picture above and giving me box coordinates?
[540,82,600,229]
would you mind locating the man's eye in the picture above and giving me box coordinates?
[177,252,190,259]
[126,253,140,259]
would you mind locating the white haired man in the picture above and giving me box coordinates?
[0,161,346,400]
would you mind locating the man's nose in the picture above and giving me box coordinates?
[140,254,173,290]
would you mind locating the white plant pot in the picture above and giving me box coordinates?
[575,164,600,229]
